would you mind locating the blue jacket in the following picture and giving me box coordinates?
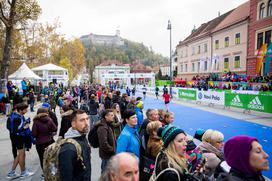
[134,107,143,130]
[117,124,140,158]
[21,80,27,90]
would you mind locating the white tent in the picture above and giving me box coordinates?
[8,63,42,80]
[31,63,67,71]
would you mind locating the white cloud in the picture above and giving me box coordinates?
[37,0,248,56]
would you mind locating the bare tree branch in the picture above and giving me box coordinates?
[0,2,9,27]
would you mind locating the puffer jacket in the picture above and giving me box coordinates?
[32,113,57,145]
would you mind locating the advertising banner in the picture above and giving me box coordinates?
[197,90,225,105]
[225,92,272,113]
[178,89,196,100]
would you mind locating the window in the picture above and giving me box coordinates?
[257,32,263,49]
[204,44,208,52]
[180,64,183,72]
[198,45,201,54]
[224,58,229,70]
[215,40,219,49]
[225,37,229,47]
[259,3,265,19]
[235,33,240,45]
[234,56,240,69]
[268,0,272,16]
[204,61,208,71]
[197,62,200,72]
[192,63,195,72]
[185,64,188,72]
[265,30,271,44]
[192,47,195,55]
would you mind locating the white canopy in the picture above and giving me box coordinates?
[31,63,67,71]
[8,63,42,80]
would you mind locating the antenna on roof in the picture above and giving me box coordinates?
[191,25,196,33]
[218,11,221,17]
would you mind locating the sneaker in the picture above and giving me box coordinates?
[6,170,19,178]
[20,170,34,179]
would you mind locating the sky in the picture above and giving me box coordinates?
[37,0,248,57]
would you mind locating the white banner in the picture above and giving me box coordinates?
[197,90,225,105]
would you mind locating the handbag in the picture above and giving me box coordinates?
[140,156,155,181]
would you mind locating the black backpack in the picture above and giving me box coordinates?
[88,124,100,148]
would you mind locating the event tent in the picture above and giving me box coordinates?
[8,63,42,80]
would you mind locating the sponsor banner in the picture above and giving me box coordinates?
[225,93,272,113]
[178,89,196,100]
[231,90,259,95]
[172,87,179,99]
[197,91,225,105]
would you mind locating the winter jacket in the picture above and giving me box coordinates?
[97,119,116,159]
[111,114,122,139]
[58,128,91,181]
[88,99,99,115]
[59,110,73,138]
[154,151,189,181]
[218,168,265,181]
[32,113,57,145]
[135,107,143,130]
[117,124,140,158]
[104,97,112,109]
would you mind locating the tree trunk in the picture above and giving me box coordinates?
[0,26,13,92]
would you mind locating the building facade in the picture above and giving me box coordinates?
[247,0,272,75]
[176,1,249,80]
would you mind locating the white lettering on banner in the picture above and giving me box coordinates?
[230,95,243,107]
[197,91,225,105]
[248,97,264,110]
[181,92,195,98]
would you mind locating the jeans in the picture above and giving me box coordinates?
[101,159,109,174]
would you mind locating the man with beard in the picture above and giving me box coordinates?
[58,110,91,181]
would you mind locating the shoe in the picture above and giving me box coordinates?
[6,170,19,178]
[20,170,34,179]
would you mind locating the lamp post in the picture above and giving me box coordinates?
[167,20,172,80]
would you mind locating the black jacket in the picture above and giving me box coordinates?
[59,110,73,138]
[88,99,99,115]
[58,135,91,181]
[218,169,265,181]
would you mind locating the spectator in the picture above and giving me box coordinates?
[99,152,139,181]
[88,94,99,127]
[111,103,122,139]
[117,110,140,158]
[223,135,269,181]
[97,109,116,173]
[146,121,163,160]
[135,101,144,130]
[59,105,73,138]
[58,110,91,181]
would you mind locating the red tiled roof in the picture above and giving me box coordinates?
[212,1,249,33]
[130,63,152,73]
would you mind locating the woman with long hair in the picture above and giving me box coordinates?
[153,124,189,181]
[111,103,122,139]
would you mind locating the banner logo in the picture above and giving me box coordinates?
[248,97,264,110]
[230,95,243,107]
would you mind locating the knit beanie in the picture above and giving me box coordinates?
[224,135,258,174]
[136,101,144,108]
[157,124,186,148]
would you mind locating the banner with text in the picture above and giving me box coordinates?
[225,92,272,113]
[178,89,197,100]
[197,90,225,105]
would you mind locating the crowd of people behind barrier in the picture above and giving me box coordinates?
[175,72,272,92]
[3,81,270,181]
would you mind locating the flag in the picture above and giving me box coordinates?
[264,42,272,75]
[256,43,267,74]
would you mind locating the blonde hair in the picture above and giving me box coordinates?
[146,121,162,136]
[202,129,224,145]
[165,140,188,174]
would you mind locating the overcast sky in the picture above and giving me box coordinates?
[37,0,248,57]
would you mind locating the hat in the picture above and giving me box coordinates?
[136,97,142,101]
[136,101,144,108]
[157,124,186,148]
[224,135,258,174]
[194,129,206,141]
[42,102,50,108]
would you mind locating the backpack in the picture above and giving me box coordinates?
[88,123,100,148]
[43,138,85,181]
[6,112,21,134]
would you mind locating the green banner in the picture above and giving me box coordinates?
[178,89,196,100]
[225,92,272,113]
[155,80,175,86]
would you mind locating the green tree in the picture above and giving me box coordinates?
[0,0,41,90]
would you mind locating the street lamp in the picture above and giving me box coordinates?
[167,20,172,80]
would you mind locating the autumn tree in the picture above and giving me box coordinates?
[59,57,73,80]
[0,0,41,91]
